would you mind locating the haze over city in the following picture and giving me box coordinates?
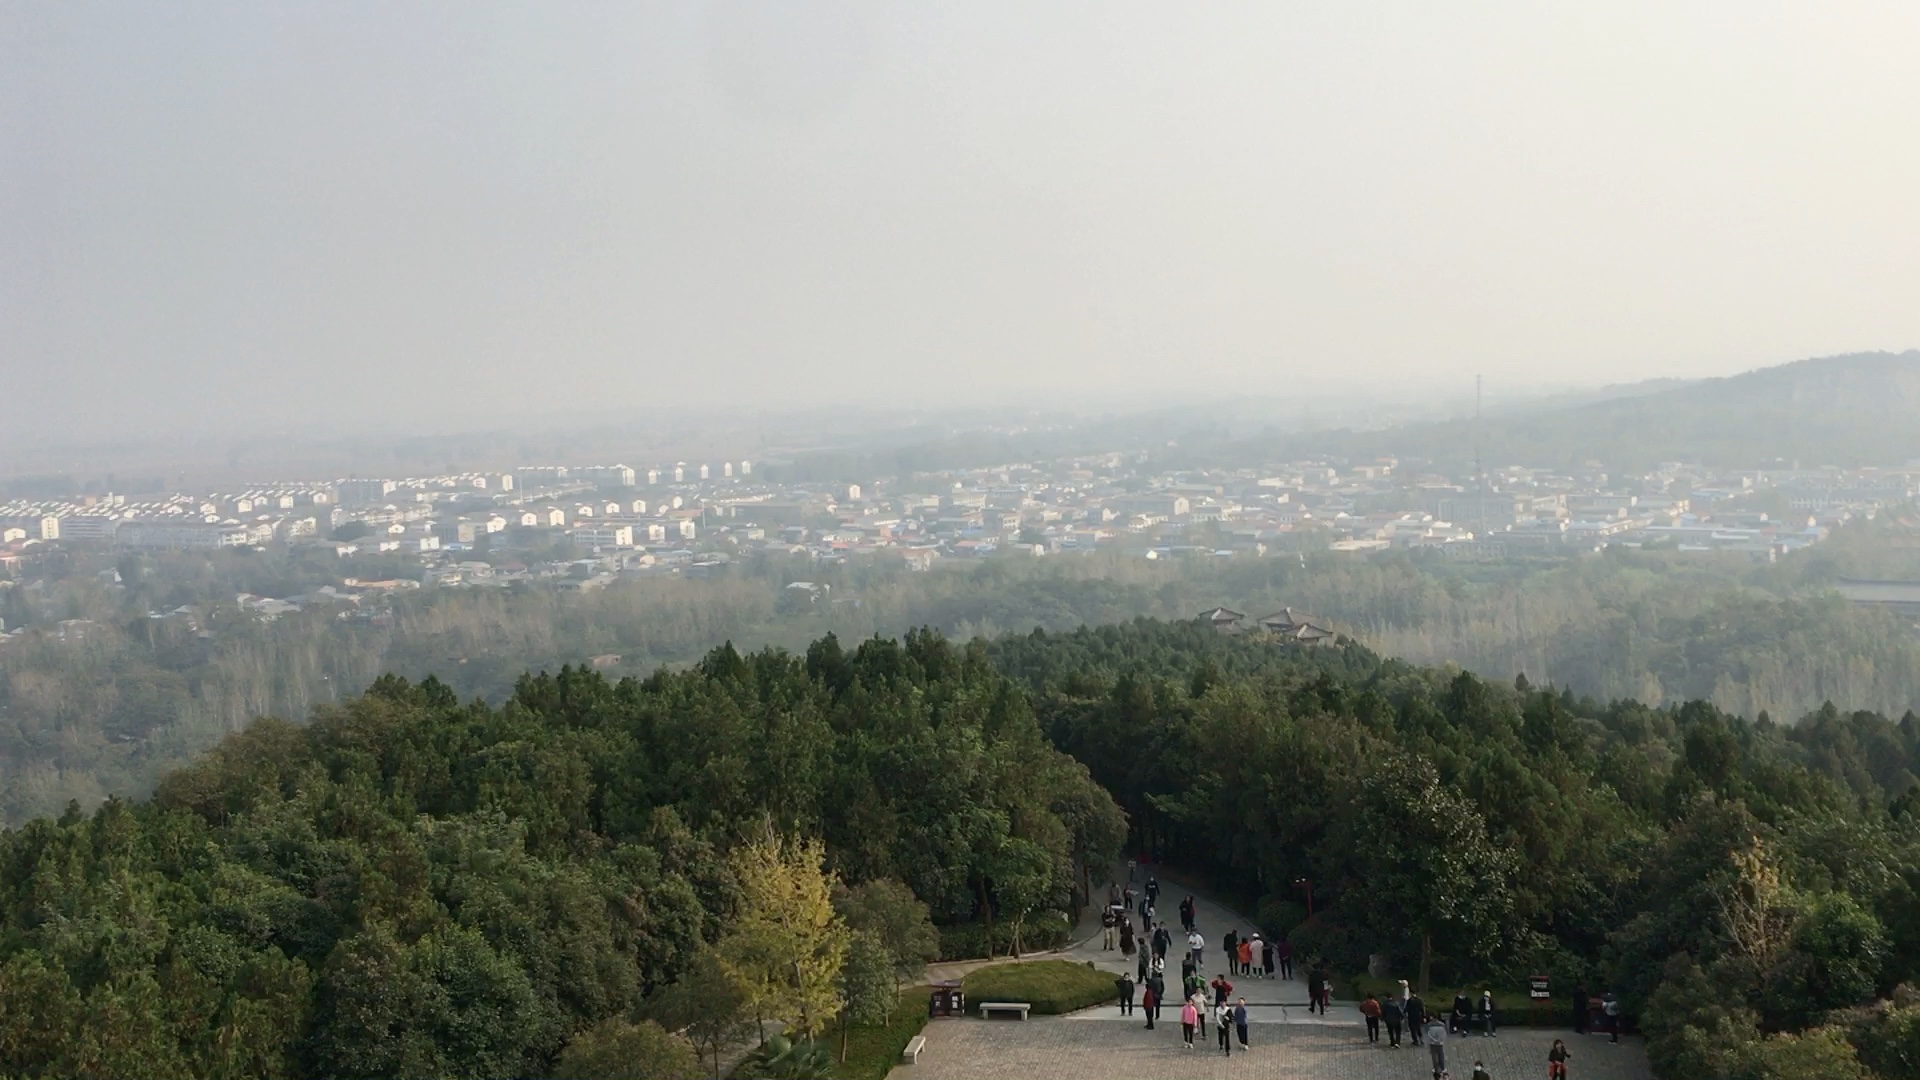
[6,1,1920,441]
[17,7,1920,1080]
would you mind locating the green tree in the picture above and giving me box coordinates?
[833,878,940,992]
[646,948,754,1080]
[835,931,897,1062]
[0,952,83,1075]
[990,837,1059,958]
[1843,1000,1920,1079]
[553,1018,702,1080]
[1642,956,1764,1080]
[1342,752,1517,990]
[1729,1026,1868,1080]
[1763,893,1888,1028]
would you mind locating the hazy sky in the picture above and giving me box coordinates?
[5,1,1919,439]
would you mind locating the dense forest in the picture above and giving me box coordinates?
[8,515,1920,824]
[0,633,1122,1079]
[3,621,1920,1078]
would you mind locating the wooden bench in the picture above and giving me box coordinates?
[900,1034,928,1063]
[979,1001,1033,1021]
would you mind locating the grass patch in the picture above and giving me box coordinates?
[963,960,1117,1016]
[1342,973,1577,1028]
[731,987,931,1080]
[828,985,933,1080]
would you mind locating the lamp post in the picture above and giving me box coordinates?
[1293,877,1313,919]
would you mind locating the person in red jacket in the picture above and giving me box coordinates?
[1361,993,1383,1043]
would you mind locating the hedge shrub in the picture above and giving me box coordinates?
[963,960,1117,1015]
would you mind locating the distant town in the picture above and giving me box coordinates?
[3,451,1912,626]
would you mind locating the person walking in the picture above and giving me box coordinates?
[1307,965,1330,1014]
[1148,972,1166,1025]
[1136,948,1149,982]
[1180,896,1196,933]
[1383,994,1405,1048]
[1223,929,1238,974]
[1216,1001,1234,1055]
[1603,994,1620,1043]
[1361,993,1382,1043]
[1408,990,1427,1046]
[1180,998,1197,1048]
[1187,929,1206,973]
[1191,988,1210,1041]
[1152,922,1171,962]
[1238,936,1253,978]
[1548,1038,1571,1079]
[1145,875,1160,909]
[1142,983,1157,1030]
[1451,991,1471,1034]
[1211,973,1234,1007]
[1425,1016,1448,1079]
[1277,937,1294,981]
[1470,1061,1491,1080]
[1251,932,1268,977]
[1120,917,1135,957]
[1127,857,1137,883]
[1234,997,1250,1050]
[1101,905,1118,950]
[1479,989,1497,1037]
[1116,972,1135,1016]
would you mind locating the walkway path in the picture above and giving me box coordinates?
[1072,862,1326,1015]
[892,1021,1650,1079]
[924,860,1335,1016]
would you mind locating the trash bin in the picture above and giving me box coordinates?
[928,981,965,1018]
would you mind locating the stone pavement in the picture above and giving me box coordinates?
[896,862,1649,1079]
[1070,863,1322,1011]
[922,861,1304,997]
[891,1019,1650,1079]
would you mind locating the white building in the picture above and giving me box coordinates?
[118,520,249,550]
[336,478,397,507]
[580,464,637,487]
[571,524,634,549]
[53,515,120,542]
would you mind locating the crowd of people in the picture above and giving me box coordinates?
[1098,862,1616,1078]
[1103,865,1297,1058]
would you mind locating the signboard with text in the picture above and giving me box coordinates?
[1529,975,1550,1000]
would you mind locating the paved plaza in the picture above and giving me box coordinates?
[891,1019,1649,1080]
[902,865,1650,1079]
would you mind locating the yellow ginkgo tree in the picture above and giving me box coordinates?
[720,824,850,1041]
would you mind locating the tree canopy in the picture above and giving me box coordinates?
[5,618,1920,1077]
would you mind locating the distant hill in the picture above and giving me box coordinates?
[1314,351,1920,471]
